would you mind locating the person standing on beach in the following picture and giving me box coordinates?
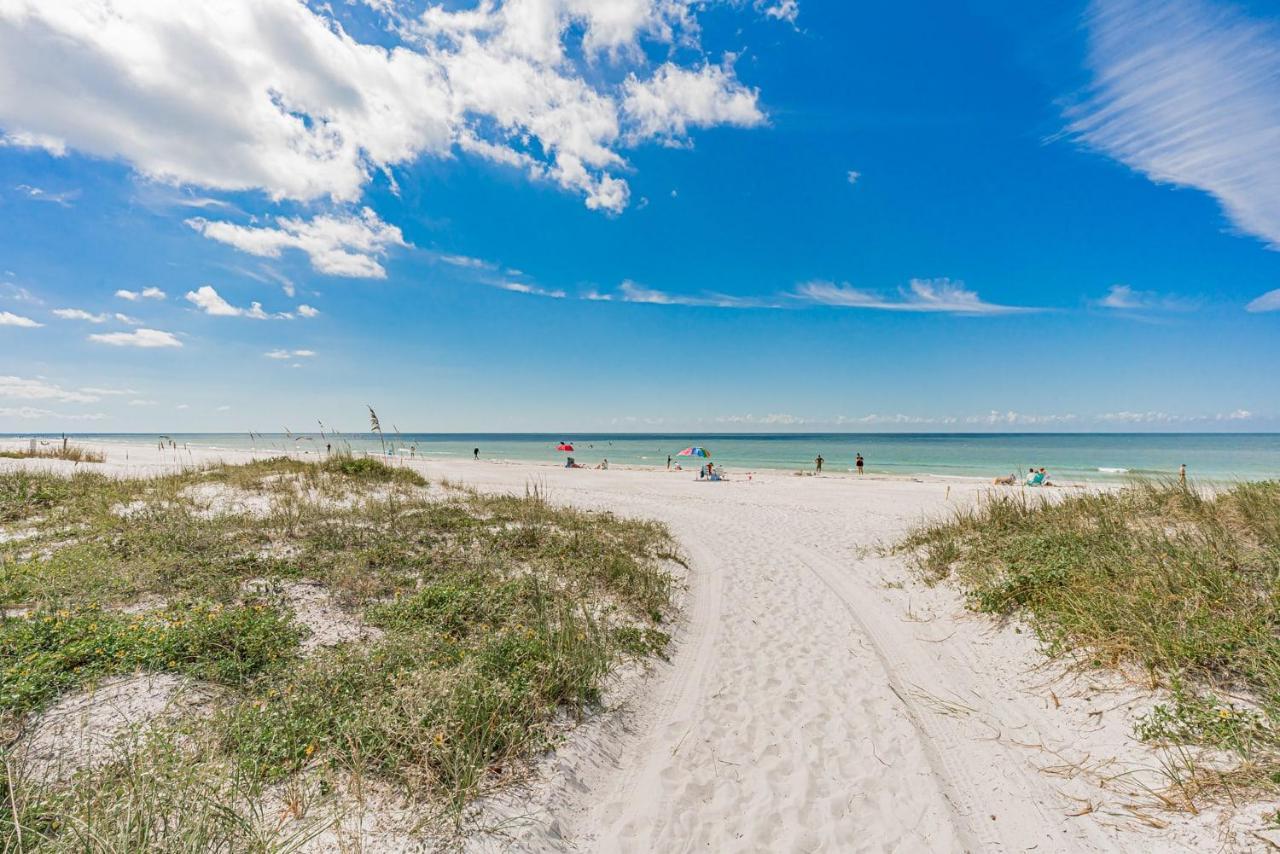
[667,454,672,470]
[1179,463,1187,487]
[855,453,864,475]
[815,454,824,473]
[473,447,479,461]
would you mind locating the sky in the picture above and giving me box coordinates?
[0,0,1278,434]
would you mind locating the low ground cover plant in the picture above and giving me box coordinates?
[0,455,679,849]
[903,480,1280,807]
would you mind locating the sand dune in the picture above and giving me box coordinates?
[1,441,1265,851]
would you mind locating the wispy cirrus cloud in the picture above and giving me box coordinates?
[80,386,139,397]
[0,376,100,403]
[1068,0,1280,250]
[14,183,78,206]
[0,310,42,327]
[493,281,567,299]
[54,307,146,325]
[1246,289,1280,313]
[1095,284,1198,312]
[794,278,1033,315]
[0,406,104,421]
[87,328,182,348]
[588,280,775,308]
[264,349,317,360]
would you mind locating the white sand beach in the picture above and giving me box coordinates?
[1,440,1269,852]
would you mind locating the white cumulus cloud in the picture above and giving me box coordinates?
[184,285,296,320]
[115,287,166,301]
[622,61,765,145]
[188,208,407,278]
[0,0,777,213]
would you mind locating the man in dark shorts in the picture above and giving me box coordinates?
[855,453,864,475]
[815,454,824,473]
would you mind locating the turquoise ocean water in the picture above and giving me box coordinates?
[11,433,1280,483]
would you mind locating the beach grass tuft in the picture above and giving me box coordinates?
[902,479,1280,807]
[0,445,104,464]
[0,456,677,848]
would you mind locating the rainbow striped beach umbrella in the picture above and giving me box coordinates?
[676,446,711,458]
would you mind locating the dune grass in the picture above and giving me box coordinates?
[0,445,104,464]
[903,480,1280,808]
[0,455,679,850]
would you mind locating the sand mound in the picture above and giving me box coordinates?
[243,578,383,653]
[13,673,222,784]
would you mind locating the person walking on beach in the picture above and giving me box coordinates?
[815,454,824,473]
[667,454,672,470]
[855,453,864,475]
[473,447,479,461]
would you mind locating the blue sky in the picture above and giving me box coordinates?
[0,0,1277,433]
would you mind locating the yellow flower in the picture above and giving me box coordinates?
[1219,709,1232,719]
[305,743,315,757]
[433,733,445,747]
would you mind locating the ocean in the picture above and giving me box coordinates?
[14,432,1280,483]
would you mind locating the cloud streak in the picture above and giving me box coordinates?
[1069,0,1280,249]
[88,328,182,348]
[0,310,42,327]
[1246,289,1280,313]
[794,279,1033,315]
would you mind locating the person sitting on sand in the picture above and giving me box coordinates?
[993,473,1016,486]
[595,458,609,470]
[1039,467,1053,486]
[1025,468,1043,486]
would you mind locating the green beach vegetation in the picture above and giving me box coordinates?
[0,455,679,850]
[0,442,104,464]
[903,480,1280,811]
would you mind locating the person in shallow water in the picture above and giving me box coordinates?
[855,453,864,475]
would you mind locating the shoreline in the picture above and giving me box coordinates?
[6,432,1269,484]
[0,438,1098,489]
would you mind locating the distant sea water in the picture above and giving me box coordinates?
[10,433,1280,483]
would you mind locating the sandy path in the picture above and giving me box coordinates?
[0,443,1244,851]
